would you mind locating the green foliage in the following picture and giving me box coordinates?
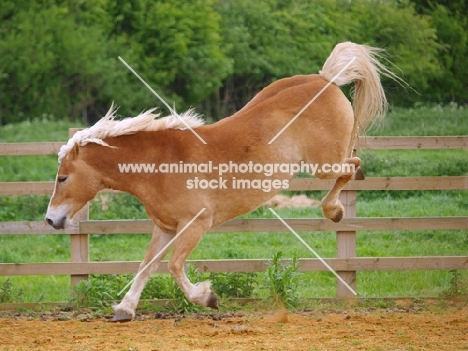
[68,269,259,312]
[0,5,130,123]
[410,0,468,102]
[443,270,468,298]
[69,267,212,313]
[206,0,442,117]
[207,0,335,117]
[210,272,258,298]
[0,278,24,303]
[0,196,50,221]
[0,0,464,123]
[342,0,440,96]
[163,265,205,313]
[139,0,232,104]
[264,251,300,309]
[425,6,468,102]
[0,0,231,123]
[71,277,115,310]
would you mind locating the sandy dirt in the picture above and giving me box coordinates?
[1,301,467,351]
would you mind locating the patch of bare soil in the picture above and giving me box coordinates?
[1,301,467,350]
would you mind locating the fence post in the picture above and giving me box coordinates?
[336,150,358,298]
[69,128,90,288]
[336,189,356,298]
[70,208,89,287]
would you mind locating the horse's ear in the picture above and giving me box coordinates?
[69,143,80,160]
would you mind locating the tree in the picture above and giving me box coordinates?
[0,4,142,123]
[0,0,232,123]
[132,0,232,111]
[204,0,441,118]
[338,0,441,105]
[0,0,462,124]
[410,0,468,102]
[207,0,337,119]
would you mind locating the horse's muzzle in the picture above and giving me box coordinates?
[45,216,67,230]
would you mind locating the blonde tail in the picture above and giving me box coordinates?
[319,42,401,150]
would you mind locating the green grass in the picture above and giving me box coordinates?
[0,104,467,304]
[0,116,83,143]
[0,117,82,182]
[369,104,468,136]
[359,149,468,178]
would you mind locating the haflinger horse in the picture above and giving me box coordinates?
[46,42,397,322]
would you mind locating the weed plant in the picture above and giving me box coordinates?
[264,251,300,308]
[0,278,24,303]
[70,266,261,313]
[444,270,468,297]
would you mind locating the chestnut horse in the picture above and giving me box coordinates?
[46,42,396,321]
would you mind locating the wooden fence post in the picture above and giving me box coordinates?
[336,189,357,298]
[69,128,90,288]
[70,208,89,287]
[336,150,358,298]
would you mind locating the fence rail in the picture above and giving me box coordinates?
[2,257,468,276]
[0,176,467,196]
[1,216,467,235]
[0,134,467,298]
[1,136,467,155]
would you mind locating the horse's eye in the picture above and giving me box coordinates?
[58,176,68,183]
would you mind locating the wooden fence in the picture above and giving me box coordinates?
[0,134,467,298]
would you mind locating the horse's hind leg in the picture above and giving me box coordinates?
[168,220,218,309]
[112,225,173,322]
[321,157,362,222]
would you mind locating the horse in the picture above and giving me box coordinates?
[46,42,397,322]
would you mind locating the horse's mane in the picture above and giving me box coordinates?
[58,104,204,162]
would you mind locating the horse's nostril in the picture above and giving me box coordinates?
[46,218,54,226]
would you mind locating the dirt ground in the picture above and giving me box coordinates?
[1,300,467,351]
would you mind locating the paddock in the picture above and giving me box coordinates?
[0,134,467,297]
[1,132,468,349]
[1,301,468,350]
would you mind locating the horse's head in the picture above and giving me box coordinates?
[45,142,102,229]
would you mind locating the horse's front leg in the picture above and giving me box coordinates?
[112,225,174,322]
[320,157,363,222]
[168,220,218,309]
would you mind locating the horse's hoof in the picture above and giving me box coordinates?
[207,291,219,310]
[354,167,365,180]
[110,310,133,323]
[331,208,343,222]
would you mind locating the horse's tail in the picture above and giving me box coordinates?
[319,42,400,150]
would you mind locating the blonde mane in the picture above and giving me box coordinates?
[58,105,204,162]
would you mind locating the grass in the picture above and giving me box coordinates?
[369,104,468,136]
[0,116,82,182]
[0,104,467,305]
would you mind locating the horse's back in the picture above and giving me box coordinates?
[239,74,324,113]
